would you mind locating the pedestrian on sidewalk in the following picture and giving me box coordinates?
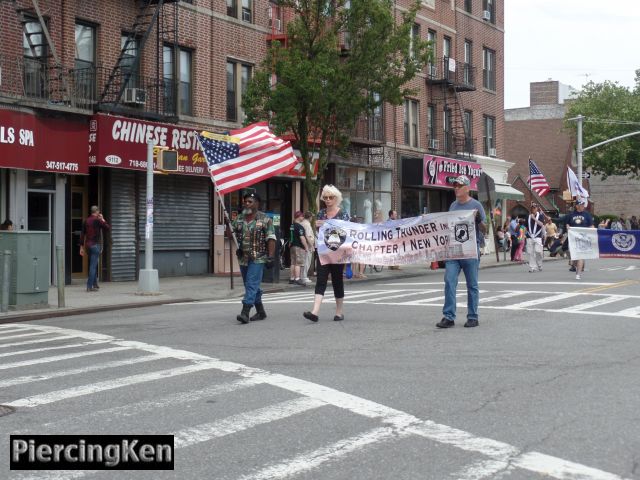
[303,185,350,323]
[513,219,526,263]
[565,197,594,280]
[300,211,316,285]
[289,211,310,286]
[388,209,401,270]
[526,203,546,272]
[436,175,486,329]
[80,206,110,292]
[508,215,519,261]
[232,192,276,324]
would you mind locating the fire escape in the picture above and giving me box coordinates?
[426,56,476,158]
[98,0,179,120]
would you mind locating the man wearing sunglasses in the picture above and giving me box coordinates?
[436,175,486,329]
[231,192,276,324]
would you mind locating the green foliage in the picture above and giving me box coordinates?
[564,69,640,179]
[241,0,432,215]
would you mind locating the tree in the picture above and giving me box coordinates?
[241,0,431,216]
[564,70,640,179]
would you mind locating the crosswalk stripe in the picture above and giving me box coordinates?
[0,331,52,341]
[0,354,162,388]
[174,397,325,448]
[510,451,628,480]
[448,459,513,480]
[43,378,263,429]
[506,292,582,309]
[615,305,640,317]
[0,327,36,335]
[238,425,413,480]
[0,346,132,371]
[557,296,624,312]
[0,335,82,349]
[348,289,441,304]
[5,360,224,408]
[479,291,529,303]
[0,340,113,359]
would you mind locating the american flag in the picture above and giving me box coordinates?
[528,158,550,197]
[198,122,298,195]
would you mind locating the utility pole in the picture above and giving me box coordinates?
[575,115,584,187]
[138,142,160,294]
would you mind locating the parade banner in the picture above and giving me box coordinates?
[318,211,478,266]
[568,227,640,260]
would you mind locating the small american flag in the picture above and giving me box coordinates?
[528,158,550,197]
[198,122,298,195]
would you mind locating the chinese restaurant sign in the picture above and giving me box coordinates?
[423,155,482,190]
[89,114,207,176]
[0,109,87,174]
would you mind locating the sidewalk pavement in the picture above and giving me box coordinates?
[0,251,552,323]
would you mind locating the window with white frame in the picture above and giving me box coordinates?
[427,104,436,148]
[483,115,495,156]
[227,0,252,23]
[409,23,420,61]
[404,99,419,148]
[483,0,495,23]
[483,47,495,91]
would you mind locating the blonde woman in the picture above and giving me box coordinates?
[303,185,350,322]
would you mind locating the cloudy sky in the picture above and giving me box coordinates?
[504,1,640,109]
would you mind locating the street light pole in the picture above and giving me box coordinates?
[575,115,584,187]
[138,141,160,294]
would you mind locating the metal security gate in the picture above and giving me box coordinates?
[109,170,137,281]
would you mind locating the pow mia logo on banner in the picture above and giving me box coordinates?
[454,223,470,243]
[324,227,347,251]
[612,233,636,252]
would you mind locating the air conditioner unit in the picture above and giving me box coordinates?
[482,10,491,21]
[268,18,282,30]
[488,147,497,157]
[123,87,146,105]
[429,138,439,150]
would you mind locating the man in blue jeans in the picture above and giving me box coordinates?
[231,192,276,324]
[436,175,486,329]
[80,206,110,292]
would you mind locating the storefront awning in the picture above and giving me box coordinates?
[494,183,524,200]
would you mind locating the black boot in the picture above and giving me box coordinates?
[250,303,267,321]
[237,304,252,324]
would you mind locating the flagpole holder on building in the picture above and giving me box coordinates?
[138,141,160,295]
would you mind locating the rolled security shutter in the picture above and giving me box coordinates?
[137,174,211,250]
[109,170,137,281]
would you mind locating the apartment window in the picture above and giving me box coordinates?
[483,115,495,156]
[403,99,419,148]
[464,40,472,85]
[74,23,96,102]
[23,18,47,97]
[409,24,420,60]
[427,30,436,77]
[464,0,472,13]
[443,107,452,152]
[121,34,139,89]
[483,47,496,91]
[163,45,192,115]
[227,0,252,22]
[227,60,252,122]
[427,104,436,149]
[464,110,473,152]
[369,92,383,141]
[483,0,495,23]
[443,36,452,80]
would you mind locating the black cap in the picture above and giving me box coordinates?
[243,192,261,202]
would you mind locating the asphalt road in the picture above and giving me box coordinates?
[1,258,638,480]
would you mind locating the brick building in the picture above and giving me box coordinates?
[0,0,515,286]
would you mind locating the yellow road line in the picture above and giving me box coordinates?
[579,279,639,294]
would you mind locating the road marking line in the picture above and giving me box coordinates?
[450,459,513,480]
[43,378,263,429]
[348,289,441,304]
[580,279,639,294]
[0,327,36,335]
[0,354,162,388]
[0,340,113,359]
[615,305,640,317]
[0,335,82,349]
[511,451,628,480]
[0,346,133,371]
[238,424,414,480]
[174,397,325,448]
[507,292,582,309]
[557,296,624,312]
[0,331,52,342]
[479,291,529,303]
[5,360,223,408]
[380,281,612,286]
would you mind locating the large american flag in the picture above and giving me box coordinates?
[528,158,550,197]
[198,122,298,195]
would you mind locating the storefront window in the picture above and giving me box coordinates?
[336,167,391,223]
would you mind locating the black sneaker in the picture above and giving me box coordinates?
[464,319,479,328]
[569,266,576,272]
[436,318,455,328]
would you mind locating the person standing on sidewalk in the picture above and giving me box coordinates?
[436,175,486,329]
[303,185,350,322]
[232,192,276,324]
[565,197,594,280]
[288,211,310,286]
[300,211,315,285]
[388,210,401,270]
[526,203,546,273]
[80,206,110,292]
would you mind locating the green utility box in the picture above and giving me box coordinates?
[0,231,50,309]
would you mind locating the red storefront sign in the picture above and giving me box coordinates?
[0,109,88,174]
[423,155,482,190]
[89,113,208,176]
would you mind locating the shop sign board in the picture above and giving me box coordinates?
[89,113,208,176]
[423,155,482,190]
[0,109,88,174]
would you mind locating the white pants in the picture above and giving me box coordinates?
[301,248,314,282]
[527,237,544,271]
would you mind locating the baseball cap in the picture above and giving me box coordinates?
[452,175,470,186]
[576,196,588,207]
[243,192,260,202]
[294,210,304,218]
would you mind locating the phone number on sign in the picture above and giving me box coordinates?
[45,161,79,172]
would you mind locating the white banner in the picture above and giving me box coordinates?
[568,227,599,260]
[318,211,478,265]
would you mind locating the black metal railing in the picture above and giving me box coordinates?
[426,58,476,91]
[427,134,476,156]
[351,115,384,143]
